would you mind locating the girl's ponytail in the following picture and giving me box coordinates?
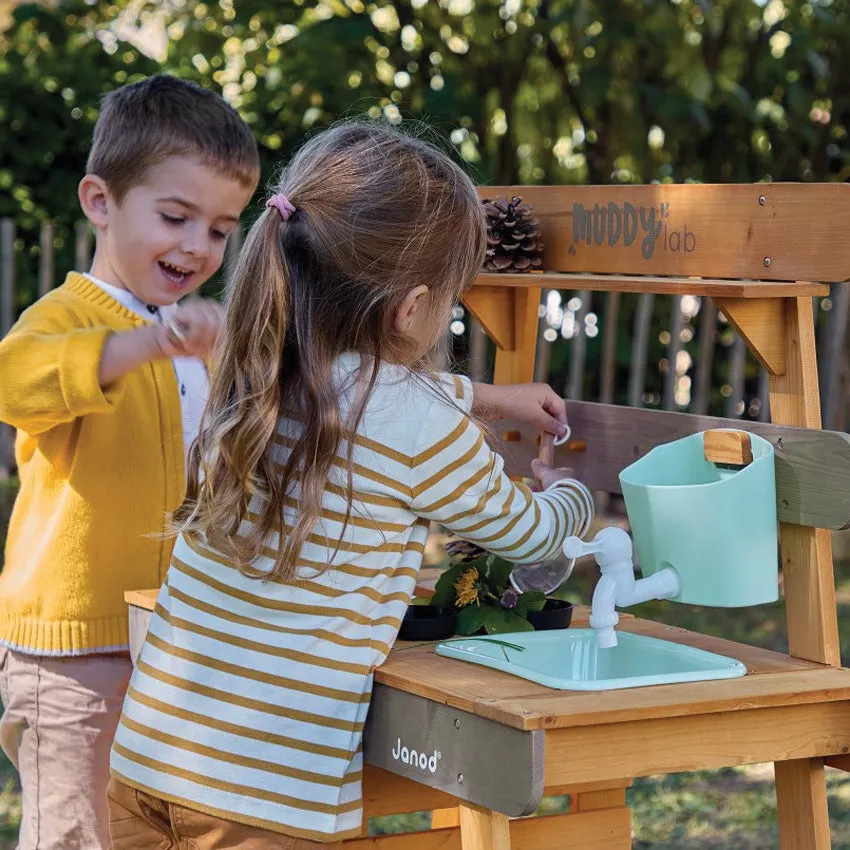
[176,204,292,569]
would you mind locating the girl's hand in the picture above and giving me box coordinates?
[157,299,224,358]
[530,459,578,491]
[471,381,568,439]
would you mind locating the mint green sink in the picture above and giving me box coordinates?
[435,629,747,691]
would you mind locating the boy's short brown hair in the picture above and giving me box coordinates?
[86,75,260,200]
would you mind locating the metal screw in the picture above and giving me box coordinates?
[454,719,461,729]
[763,257,771,267]
[759,195,767,206]
[457,773,464,784]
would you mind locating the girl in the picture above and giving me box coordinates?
[107,123,593,848]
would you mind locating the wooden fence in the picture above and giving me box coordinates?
[1,216,849,476]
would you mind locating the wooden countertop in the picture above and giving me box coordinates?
[126,576,850,735]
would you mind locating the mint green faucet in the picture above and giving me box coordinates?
[564,528,680,648]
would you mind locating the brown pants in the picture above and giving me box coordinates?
[0,646,133,850]
[107,779,343,849]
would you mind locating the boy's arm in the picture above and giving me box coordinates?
[0,299,221,435]
[410,399,593,564]
[0,311,135,435]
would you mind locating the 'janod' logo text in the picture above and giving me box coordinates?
[392,737,441,773]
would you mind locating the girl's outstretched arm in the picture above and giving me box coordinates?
[410,391,592,564]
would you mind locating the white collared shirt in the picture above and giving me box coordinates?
[84,274,209,470]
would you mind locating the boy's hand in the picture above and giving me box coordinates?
[99,299,223,388]
[471,382,568,439]
[157,299,223,358]
[530,459,579,491]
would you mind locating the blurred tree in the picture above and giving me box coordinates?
[2,0,849,412]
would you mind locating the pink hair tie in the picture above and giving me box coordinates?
[266,193,296,221]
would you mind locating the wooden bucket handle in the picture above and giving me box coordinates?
[703,429,753,466]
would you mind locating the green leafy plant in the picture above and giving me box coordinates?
[430,541,547,635]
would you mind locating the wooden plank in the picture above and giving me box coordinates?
[703,429,753,466]
[468,318,488,383]
[458,804,510,850]
[363,684,544,816]
[692,299,718,415]
[346,810,632,850]
[566,291,590,400]
[431,809,460,828]
[757,368,771,421]
[819,283,850,429]
[544,779,633,797]
[344,827,460,848]
[477,184,850,282]
[724,333,747,418]
[627,293,654,407]
[599,291,620,404]
[377,624,844,733]
[571,785,627,812]
[512,809,631,850]
[767,296,840,667]
[74,220,91,272]
[363,766,458,818]
[663,295,685,410]
[479,668,850,732]
[475,272,827,298]
[38,221,54,297]
[494,401,850,530]
[715,297,786,376]
[515,809,631,850]
[1,218,14,336]
[825,753,850,772]
[543,702,850,787]
[774,758,831,850]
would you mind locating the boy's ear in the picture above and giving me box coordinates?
[394,285,430,333]
[78,174,111,229]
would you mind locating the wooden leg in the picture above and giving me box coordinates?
[765,296,840,667]
[775,758,831,850]
[431,807,461,828]
[459,803,511,850]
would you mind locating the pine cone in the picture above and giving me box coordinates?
[445,539,487,563]
[482,195,544,273]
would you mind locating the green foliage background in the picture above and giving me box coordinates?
[1,0,848,407]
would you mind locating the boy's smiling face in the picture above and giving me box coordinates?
[80,155,255,306]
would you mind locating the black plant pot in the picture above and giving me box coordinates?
[398,605,457,642]
[527,599,573,631]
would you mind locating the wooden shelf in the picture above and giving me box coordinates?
[474,272,829,298]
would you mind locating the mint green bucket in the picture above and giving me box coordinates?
[619,431,778,607]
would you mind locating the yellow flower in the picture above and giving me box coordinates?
[454,567,480,608]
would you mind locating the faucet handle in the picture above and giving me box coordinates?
[562,536,596,559]
[563,527,634,565]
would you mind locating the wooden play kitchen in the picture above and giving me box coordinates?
[127,184,850,849]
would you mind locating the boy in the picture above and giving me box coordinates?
[0,75,259,849]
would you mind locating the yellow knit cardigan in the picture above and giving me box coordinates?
[0,272,185,654]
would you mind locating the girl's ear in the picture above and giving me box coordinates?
[394,284,430,334]
[78,174,111,230]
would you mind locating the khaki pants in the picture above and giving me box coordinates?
[0,646,132,850]
[107,778,343,849]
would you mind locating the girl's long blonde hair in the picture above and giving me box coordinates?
[175,123,486,581]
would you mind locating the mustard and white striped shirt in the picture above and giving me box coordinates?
[111,355,593,842]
